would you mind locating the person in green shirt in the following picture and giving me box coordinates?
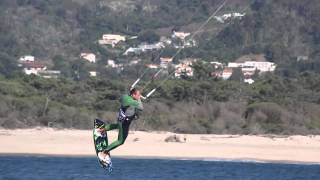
[93,88,143,169]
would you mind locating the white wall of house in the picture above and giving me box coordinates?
[146,64,159,69]
[244,61,276,72]
[222,68,233,80]
[228,61,276,72]
[102,34,126,41]
[244,78,255,84]
[24,67,47,75]
[38,70,61,78]
[175,66,193,77]
[100,34,126,47]
[210,61,224,69]
[124,47,141,55]
[19,55,35,62]
[172,31,190,40]
[107,60,116,67]
[228,62,241,68]
[80,53,96,63]
[89,71,97,77]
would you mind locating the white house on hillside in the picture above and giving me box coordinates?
[19,55,35,62]
[175,61,194,78]
[106,60,124,70]
[172,31,191,40]
[38,70,61,79]
[89,71,97,77]
[107,60,116,67]
[124,42,165,56]
[138,42,164,51]
[228,61,276,73]
[212,68,233,80]
[214,12,246,23]
[146,64,159,69]
[210,61,224,69]
[22,61,47,75]
[80,53,96,63]
[221,68,233,80]
[228,54,276,74]
[123,47,142,55]
[99,34,126,47]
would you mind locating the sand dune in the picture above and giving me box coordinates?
[1,128,320,163]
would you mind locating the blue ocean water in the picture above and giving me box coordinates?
[0,155,319,180]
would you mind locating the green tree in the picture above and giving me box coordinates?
[138,31,160,43]
[0,53,20,77]
[229,68,244,82]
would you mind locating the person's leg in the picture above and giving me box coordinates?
[106,120,132,152]
[121,120,132,142]
[105,123,119,131]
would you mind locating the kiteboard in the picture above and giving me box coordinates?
[93,119,113,173]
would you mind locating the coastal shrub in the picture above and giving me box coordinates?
[0,99,10,118]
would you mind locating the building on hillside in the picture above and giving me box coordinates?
[38,70,61,79]
[146,64,159,69]
[244,78,254,84]
[241,66,257,76]
[160,57,173,69]
[214,12,246,23]
[222,68,233,80]
[124,42,164,56]
[172,31,191,40]
[19,55,35,62]
[228,54,276,73]
[80,53,96,63]
[107,60,116,68]
[243,61,276,72]
[22,61,47,75]
[129,59,141,65]
[106,60,124,70]
[89,71,97,77]
[138,42,164,52]
[175,62,194,78]
[99,34,126,47]
[210,61,224,69]
[297,56,309,62]
[123,47,142,55]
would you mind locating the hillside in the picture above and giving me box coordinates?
[0,0,320,135]
[0,0,249,60]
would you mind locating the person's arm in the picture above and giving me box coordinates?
[121,95,143,110]
[133,99,143,110]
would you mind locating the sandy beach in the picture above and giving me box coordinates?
[1,128,320,164]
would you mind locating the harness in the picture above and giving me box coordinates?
[117,107,129,122]
[118,106,137,122]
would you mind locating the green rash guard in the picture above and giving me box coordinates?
[120,95,143,111]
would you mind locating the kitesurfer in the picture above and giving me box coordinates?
[93,88,143,168]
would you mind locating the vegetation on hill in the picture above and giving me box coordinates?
[0,0,320,134]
